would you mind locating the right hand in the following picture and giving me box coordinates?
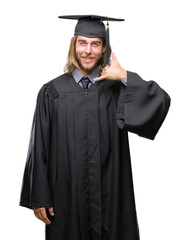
[33,207,54,225]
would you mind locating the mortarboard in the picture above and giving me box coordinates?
[58,15,125,65]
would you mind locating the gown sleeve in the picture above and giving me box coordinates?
[117,71,171,140]
[20,83,57,209]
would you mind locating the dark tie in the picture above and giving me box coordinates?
[80,76,91,89]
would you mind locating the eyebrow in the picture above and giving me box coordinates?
[78,39,101,44]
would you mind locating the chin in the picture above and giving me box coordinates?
[76,55,100,74]
[81,60,95,68]
[83,64,94,71]
[81,63,97,73]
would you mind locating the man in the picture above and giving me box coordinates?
[20,15,171,240]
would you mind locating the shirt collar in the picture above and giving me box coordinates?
[72,68,100,84]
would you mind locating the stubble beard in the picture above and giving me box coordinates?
[75,53,104,75]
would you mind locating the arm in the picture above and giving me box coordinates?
[117,71,171,139]
[20,84,56,224]
[20,85,53,209]
[94,53,171,139]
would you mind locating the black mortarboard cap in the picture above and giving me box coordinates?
[58,15,125,65]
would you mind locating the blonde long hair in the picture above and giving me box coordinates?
[64,35,108,74]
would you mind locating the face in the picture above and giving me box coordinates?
[75,35,106,75]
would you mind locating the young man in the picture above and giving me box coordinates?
[20,15,171,240]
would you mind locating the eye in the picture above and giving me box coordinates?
[79,41,86,46]
[92,42,100,47]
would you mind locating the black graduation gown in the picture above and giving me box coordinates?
[20,71,171,240]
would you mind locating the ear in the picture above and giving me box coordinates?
[102,46,106,53]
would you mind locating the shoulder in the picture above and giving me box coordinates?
[38,73,72,99]
[47,73,73,93]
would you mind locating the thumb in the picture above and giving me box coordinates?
[48,207,54,216]
[112,53,118,63]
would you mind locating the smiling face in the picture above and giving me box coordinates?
[75,35,106,75]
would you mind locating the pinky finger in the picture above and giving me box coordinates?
[94,76,106,81]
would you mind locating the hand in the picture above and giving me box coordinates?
[33,207,54,225]
[94,53,127,82]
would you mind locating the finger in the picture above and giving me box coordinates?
[99,67,108,77]
[33,207,41,218]
[34,210,39,219]
[94,75,107,81]
[112,53,118,63]
[35,210,44,222]
[48,207,54,216]
[34,207,51,225]
[100,69,107,76]
[40,208,51,225]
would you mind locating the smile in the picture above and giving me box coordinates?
[82,57,95,63]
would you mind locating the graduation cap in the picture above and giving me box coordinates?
[58,15,125,65]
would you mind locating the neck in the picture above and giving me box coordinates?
[76,67,98,76]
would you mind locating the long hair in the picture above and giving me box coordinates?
[64,35,108,74]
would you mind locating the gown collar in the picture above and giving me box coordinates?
[72,68,99,84]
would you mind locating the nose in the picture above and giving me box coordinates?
[85,43,92,54]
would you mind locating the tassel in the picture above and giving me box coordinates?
[105,21,111,66]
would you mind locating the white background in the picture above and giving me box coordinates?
[0,0,189,239]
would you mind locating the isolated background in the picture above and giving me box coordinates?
[1,0,189,239]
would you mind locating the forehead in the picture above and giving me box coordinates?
[76,35,103,43]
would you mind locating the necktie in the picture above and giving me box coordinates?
[80,76,91,89]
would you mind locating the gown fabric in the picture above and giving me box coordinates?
[20,71,171,240]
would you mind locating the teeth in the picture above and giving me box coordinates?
[82,57,93,59]
[83,57,93,61]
